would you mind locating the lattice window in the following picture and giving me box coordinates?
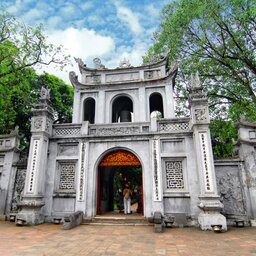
[165,161,184,189]
[159,122,189,132]
[54,127,80,137]
[59,162,76,190]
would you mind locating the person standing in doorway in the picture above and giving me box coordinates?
[123,184,132,214]
[118,188,123,213]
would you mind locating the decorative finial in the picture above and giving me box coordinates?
[40,86,50,100]
[74,57,86,67]
[119,58,131,68]
[191,72,201,89]
[93,57,105,69]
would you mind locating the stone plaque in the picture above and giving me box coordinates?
[161,139,184,153]
[58,144,78,156]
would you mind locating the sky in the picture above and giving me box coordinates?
[2,0,169,85]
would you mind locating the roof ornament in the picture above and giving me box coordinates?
[93,57,105,69]
[119,57,131,68]
[74,57,86,67]
[190,72,202,89]
[39,86,50,100]
[149,54,158,64]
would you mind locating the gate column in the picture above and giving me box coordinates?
[16,87,54,225]
[190,74,227,231]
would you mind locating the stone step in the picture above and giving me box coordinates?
[82,216,152,226]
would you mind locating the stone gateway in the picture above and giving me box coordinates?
[1,57,256,231]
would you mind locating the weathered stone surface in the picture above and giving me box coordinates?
[1,59,256,232]
[63,211,83,230]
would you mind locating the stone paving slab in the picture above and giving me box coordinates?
[0,221,256,256]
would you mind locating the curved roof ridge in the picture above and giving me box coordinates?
[74,56,168,73]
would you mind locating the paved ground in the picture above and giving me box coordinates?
[0,221,256,256]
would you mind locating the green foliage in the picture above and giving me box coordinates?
[0,69,73,149]
[148,0,256,121]
[0,11,70,80]
[113,167,142,191]
[33,73,74,124]
[209,119,237,159]
[0,10,73,149]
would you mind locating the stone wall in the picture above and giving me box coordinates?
[215,160,249,225]
[0,131,21,219]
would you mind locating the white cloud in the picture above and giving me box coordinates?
[47,16,62,29]
[6,5,19,14]
[38,27,115,84]
[21,8,47,24]
[116,6,143,34]
[145,4,160,18]
[81,2,94,11]
[60,4,76,16]
[47,27,114,58]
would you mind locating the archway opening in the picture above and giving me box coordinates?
[149,93,164,119]
[112,96,133,123]
[97,150,143,215]
[84,98,95,124]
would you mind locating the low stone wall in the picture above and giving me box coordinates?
[214,159,250,225]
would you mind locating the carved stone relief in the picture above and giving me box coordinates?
[45,118,51,133]
[33,118,43,130]
[11,168,26,212]
[217,170,246,216]
[194,108,207,122]
[90,126,140,136]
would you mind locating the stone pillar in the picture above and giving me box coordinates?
[189,74,227,231]
[0,128,20,219]
[236,119,256,222]
[151,137,164,214]
[72,88,81,123]
[16,87,54,225]
[164,82,175,118]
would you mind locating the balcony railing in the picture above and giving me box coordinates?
[52,118,191,138]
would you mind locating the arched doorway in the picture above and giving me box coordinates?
[97,150,143,215]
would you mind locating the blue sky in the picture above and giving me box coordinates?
[2,0,169,84]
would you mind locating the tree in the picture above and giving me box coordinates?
[0,11,73,149]
[146,0,256,121]
[0,11,70,81]
[0,69,73,149]
[209,119,237,159]
[33,73,74,124]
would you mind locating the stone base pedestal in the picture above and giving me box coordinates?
[198,212,227,231]
[16,197,45,226]
[198,196,227,231]
[250,219,256,227]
